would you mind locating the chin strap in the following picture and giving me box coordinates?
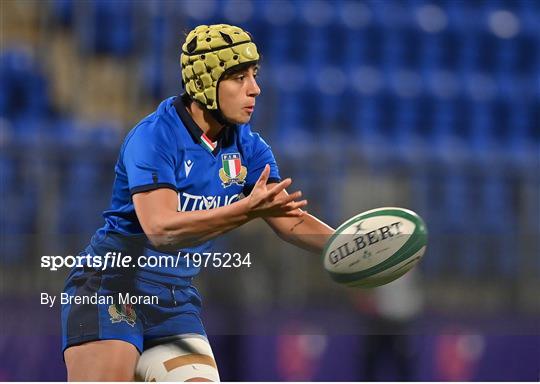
[184,93,235,129]
[208,108,233,127]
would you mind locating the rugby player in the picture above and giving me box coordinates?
[62,24,334,381]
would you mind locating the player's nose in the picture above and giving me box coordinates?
[247,76,260,97]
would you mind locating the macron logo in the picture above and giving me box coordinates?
[184,159,194,177]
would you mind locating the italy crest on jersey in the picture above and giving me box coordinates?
[219,153,247,187]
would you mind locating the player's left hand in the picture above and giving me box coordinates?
[244,164,307,218]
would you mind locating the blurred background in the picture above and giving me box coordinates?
[1,0,539,381]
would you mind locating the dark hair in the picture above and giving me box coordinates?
[221,62,259,80]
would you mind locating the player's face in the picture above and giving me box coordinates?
[218,65,260,124]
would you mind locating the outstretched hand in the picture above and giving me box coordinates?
[245,164,307,218]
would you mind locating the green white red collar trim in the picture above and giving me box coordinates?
[200,133,217,153]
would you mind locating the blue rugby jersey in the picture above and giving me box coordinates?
[89,94,281,284]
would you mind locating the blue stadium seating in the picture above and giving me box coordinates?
[0,195,36,264]
[1,0,538,278]
[38,118,119,236]
[0,49,49,120]
[52,0,74,26]
[0,150,37,264]
[77,0,134,56]
[477,171,517,276]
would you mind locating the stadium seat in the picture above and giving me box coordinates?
[476,171,516,276]
[77,0,134,56]
[439,168,477,276]
[410,170,441,275]
[0,180,37,265]
[0,49,50,120]
[51,0,74,26]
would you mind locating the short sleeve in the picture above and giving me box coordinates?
[242,131,281,195]
[123,122,178,195]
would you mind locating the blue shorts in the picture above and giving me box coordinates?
[61,247,206,354]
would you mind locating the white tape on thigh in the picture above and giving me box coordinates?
[136,334,220,382]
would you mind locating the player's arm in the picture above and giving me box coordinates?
[263,186,335,254]
[133,165,307,250]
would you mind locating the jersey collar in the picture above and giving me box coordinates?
[173,93,232,156]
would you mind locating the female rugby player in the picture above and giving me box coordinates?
[62,24,334,381]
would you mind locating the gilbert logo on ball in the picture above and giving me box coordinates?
[323,207,428,288]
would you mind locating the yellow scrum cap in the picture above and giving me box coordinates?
[180,24,260,110]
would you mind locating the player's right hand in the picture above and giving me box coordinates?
[245,164,307,218]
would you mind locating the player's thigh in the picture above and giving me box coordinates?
[136,334,220,382]
[64,339,140,381]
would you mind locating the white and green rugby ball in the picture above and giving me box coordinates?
[323,207,427,288]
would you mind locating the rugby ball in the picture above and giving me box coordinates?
[323,207,427,288]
